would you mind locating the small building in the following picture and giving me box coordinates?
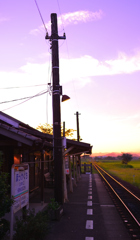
[0,111,92,203]
[0,111,53,193]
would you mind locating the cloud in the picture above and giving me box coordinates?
[49,10,103,28]
[105,52,140,75]
[0,17,9,23]
[59,52,140,85]
[30,28,40,36]
[30,10,103,35]
[111,114,140,123]
[0,51,140,95]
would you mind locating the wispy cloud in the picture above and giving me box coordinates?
[105,52,140,75]
[30,10,103,35]
[59,52,140,85]
[111,114,140,123]
[48,10,103,28]
[0,51,140,92]
[0,17,9,23]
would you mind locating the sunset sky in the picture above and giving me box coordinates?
[0,0,140,155]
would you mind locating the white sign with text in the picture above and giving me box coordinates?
[13,168,29,213]
[10,164,29,240]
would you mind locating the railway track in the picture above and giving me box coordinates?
[94,163,140,239]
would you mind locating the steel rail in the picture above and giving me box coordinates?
[94,163,140,227]
[94,163,140,201]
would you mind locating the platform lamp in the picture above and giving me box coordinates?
[62,94,70,102]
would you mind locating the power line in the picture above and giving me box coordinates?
[0,84,47,90]
[34,0,48,33]
[56,0,79,111]
[1,90,48,111]
[0,90,47,105]
[57,0,65,32]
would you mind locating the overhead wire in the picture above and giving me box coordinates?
[0,84,47,90]
[56,0,80,111]
[33,0,54,125]
[1,89,48,112]
[46,54,52,124]
[56,0,65,32]
[0,90,47,105]
[1,1,50,113]
[34,0,48,33]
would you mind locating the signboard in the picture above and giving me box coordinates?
[10,164,29,240]
[13,165,29,213]
[65,158,69,175]
[65,168,69,174]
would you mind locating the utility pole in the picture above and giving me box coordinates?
[46,13,66,204]
[75,111,81,176]
[75,111,81,141]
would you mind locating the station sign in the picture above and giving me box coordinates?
[10,164,29,239]
[11,164,29,213]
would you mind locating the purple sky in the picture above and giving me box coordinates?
[0,0,140,154]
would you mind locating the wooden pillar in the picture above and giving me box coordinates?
[75,156,78,182]
[41,150,45,205]
[73,156,77,186]
[63,156,68,202]
[69,156,73,193]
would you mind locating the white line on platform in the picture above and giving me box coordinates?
[87,201,92,206]
[85,237,94,240]
[88,191,92,195]
[86,220,93,229]
[88,195,92,200]
[87,209,93,215]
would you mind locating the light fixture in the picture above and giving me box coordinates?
[62,94,70,102]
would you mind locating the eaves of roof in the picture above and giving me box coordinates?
[0,111,92,155]
[66,139,92,156]
[0,123,41,146]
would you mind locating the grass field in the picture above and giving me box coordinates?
[95,160,140,189]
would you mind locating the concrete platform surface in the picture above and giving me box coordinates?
[45,173,131,240]
[3,173,131,240]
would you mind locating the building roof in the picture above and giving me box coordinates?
[0,111,92,155]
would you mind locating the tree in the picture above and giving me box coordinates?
[36,123,76,140]
[121,153,132,164]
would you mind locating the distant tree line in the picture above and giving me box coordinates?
[94,153,133,164]
[94,156,116,161]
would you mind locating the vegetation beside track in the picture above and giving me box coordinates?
[94,160,140,189]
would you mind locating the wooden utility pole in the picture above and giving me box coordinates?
[46,13,66,204]
[75,111,81,175]
[75,111,81,141]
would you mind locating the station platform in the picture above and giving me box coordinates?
[45,173,131,240]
